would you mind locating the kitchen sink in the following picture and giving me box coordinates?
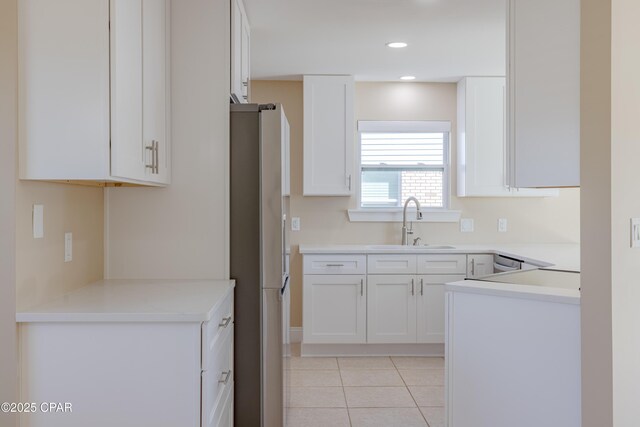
[368,245,456,250]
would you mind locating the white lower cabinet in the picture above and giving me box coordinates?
[467,254,495,278]
[303,275,366,344]
[417,274,465,343]
[18,288,234,427]
[303,254,475,347]
[367,275,417,343]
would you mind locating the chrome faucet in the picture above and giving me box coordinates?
[402,197,423,245]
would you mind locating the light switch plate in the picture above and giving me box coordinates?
[498,218,508,233]
[291,217,301,232]
[64,232,72,262]
[631,218,640,248]
[460,218,474,233]
[33,204,44,239]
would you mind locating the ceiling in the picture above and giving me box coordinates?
[243,0,506,82]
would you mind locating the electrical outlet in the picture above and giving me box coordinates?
[64,232,72,262]
[631,218,640,248]
[291,217,301,232]
[460,218,474,233]
[498,218,508,233]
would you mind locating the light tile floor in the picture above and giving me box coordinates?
[287,345,445,427]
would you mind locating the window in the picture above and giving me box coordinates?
[358,121,450,210]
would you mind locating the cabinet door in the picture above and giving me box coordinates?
[417,274,465,343]
[303,275,366,344]
[142,0,170,184]
[240,13,250,102]
[367,275,417,344]
[110,0,145,182]
[458,77,511,197]
[507,0,580,188]
[19,0,111,180]
[230,0,249,103]
[303,75,355,196]
[466,254,494,278]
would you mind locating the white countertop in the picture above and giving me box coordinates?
[445,269,580,304]
[16,279,235,323]
[299,243,580,272]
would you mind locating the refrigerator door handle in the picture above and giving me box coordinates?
[281,274,290,296]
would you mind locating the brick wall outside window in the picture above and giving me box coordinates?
[400,170,443,208]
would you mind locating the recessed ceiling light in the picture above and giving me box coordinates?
[386,42,408,48]
[400,75,416,80]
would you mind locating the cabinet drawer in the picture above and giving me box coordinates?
[202,291,234,357]
[417,254,467,274]
[368,255,417,274]
[212,381,234,427]
[303,255,366,275]
[202,324,234,426]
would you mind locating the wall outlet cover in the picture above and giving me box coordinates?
[460,218,474,233]
[291,217,301,232]
[498,218,508,233]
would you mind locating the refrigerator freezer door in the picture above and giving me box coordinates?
[262,288,284,427]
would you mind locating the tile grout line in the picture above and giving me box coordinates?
[392,357,431,427]
[336,362,354,427]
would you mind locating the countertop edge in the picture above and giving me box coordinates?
[16,280,236,323]
[445,280,580,305]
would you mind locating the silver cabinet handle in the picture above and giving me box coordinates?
[219,316,232,328]
[218,370,232,384]
[154,140,159,174]
[325,264,344,267]
[347,174,352,191]
[411,278,415,296]
[360,278,364,296]
[146,141,159,174]
[471,258,476,276]
[146,143,155,171]
[420,278,424,296]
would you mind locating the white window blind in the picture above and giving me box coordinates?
[361,133,445,167]
[358,123,450,209]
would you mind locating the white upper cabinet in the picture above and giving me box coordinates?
[19,0,171,186]
[303,75,355,196]
[231,0,250,103]
[457,77,557,197]
[506,0,580,188]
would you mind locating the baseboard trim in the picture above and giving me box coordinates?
[290,327,303,344]
[300,342,444,357]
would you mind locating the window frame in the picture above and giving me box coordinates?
[356,120,452,211]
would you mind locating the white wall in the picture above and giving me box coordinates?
[581,0,640,424]
[610,0,640,422]
[105,0,231,280]
[0,0,18,423]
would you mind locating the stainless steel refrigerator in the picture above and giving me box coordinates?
[230,103,291,427]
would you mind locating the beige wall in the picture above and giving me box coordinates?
[252,80,581,327]
[581,0,613,424]
[15,183,104,310]
[105,0,231,280]
[0,0,18,422]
